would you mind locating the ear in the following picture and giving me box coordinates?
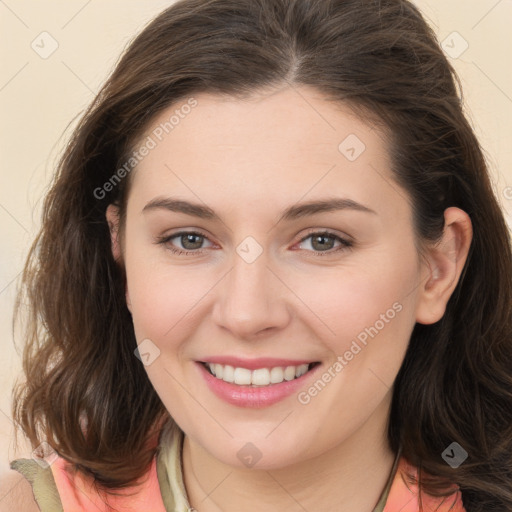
[106,204,132,312]
[415,207,473,325]
[106,204,122,262]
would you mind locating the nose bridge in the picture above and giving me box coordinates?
[212,240,290,337]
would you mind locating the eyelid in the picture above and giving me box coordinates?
[296,227,353,245]
[155,229,214,250]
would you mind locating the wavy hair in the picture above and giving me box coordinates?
[12,0,512,510]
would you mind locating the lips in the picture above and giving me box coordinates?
[196,358,321,408]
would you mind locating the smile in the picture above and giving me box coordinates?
[203,362,317,386]
[196,359,322,408]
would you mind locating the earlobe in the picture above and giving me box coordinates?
[415,207,473,325]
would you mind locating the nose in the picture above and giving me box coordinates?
[211,247,291,339]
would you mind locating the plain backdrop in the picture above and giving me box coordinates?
[1,0,511,477]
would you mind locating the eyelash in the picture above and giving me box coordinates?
[155,229,353,257]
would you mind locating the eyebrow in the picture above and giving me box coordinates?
[142,196,377,222]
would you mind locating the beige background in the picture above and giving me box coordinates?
[0,0,511,479]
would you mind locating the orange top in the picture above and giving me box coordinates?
[11,424,466,512]
[49,456,166,511]
[383,457,466,512]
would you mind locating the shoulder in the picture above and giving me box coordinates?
[0,469,40,511]
[4,458,63,512]
[383,456,466,512]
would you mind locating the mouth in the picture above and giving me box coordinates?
[200,361,321,387]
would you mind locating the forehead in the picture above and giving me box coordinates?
[127,86,406,222]
[136,85,387,160]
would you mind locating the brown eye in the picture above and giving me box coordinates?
[156,231,213,255]
[297,231,353,256]
[177,233,204,250]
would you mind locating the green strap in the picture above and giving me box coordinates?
[156,435,176,511]
[10,458,64,512]
[372,446,402,512]
[156,421,192,512]
[9,423,185,512]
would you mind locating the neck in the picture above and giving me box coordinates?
[181,393,396,512]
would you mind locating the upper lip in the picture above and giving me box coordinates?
[198,356,317,370]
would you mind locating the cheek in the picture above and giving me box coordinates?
[124,258,210,420]
[294,254,418,356]
[124,237,208,341]
[295,260,418,439]
[128,280,208,354]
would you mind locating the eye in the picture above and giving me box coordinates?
[155,231,214,255]
[295,230,353,257]
[155,229,353,257]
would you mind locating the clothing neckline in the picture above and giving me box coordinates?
[9,421,402,512]
[156,420,402,512]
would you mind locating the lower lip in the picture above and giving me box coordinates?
[196,362,320,408]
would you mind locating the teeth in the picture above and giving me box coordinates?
[284,366,296,381]
[206,362,311,386]
[252,368,270,386]
[270,367,284,383]
[234,367,252,385]
[222,365,234,382]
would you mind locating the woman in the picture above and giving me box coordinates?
[3,0,511,510]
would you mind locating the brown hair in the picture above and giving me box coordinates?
[12,0,512,509]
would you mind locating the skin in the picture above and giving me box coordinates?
[107,84,472,512]
[0,474,39,512]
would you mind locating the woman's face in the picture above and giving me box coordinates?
[109,85,438,469]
